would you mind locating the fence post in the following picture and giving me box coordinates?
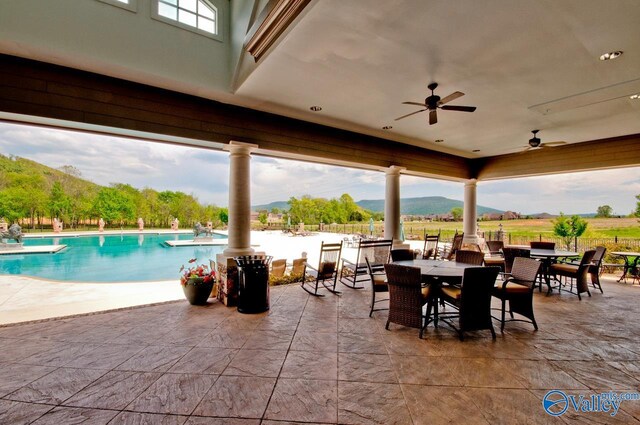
[615,235,618,243]
[509,233,512,245]
[574,236,578,251]
[539,234,542,242]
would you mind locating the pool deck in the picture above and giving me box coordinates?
[0,230,353,325]
[0,245,67,256]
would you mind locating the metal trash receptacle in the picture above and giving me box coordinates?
[234,255,272,314]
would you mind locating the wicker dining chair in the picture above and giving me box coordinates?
[492,257,542,331]
[588,246,606,293]
[439,266,501,341]
[455,250,485,266]
[383,263,434,338]
[486,240,504,256]
[422,233,440,259]
[391,248,415,262]
[530,241,556,250]
[549,249,596,300]
[302,241,343,296]
[365,257,389,317]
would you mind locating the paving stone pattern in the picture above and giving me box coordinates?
[1,277,640,424]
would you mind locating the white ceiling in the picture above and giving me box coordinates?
[234,0,640,158]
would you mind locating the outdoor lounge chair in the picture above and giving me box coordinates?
[492,257,542,331]
[340,239,392,289]
[440,232,464,261]
[271,259,287,278]
[438,266,501,341]
[302,241,343,296]
[422,233,440,259]
[290,257,307,282]
[365,257,388,317]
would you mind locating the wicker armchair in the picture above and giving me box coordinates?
[530,241,556,250]
[486,240,504,256]
[340,239,392,289]
[391,248,415,262]
[492,257,542,331]
[302,241,343,296]
[549,249,596,300]
[290,258,307,283]
[383,263,434,338]
[455,250,485,266]
[365,257,389,317]
[422,233,440,259]
[438,266,501,341]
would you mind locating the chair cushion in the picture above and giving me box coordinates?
[421,284,432,301]
[550,263,578,276]
[484,257,505,266]
[372,274,387,286]
[495,281,530,294]
[440,285,461,300]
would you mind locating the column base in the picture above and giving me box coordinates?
[222,247,255,257]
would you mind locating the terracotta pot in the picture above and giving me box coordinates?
[182,278,214,305]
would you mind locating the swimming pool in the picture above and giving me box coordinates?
[0,233,226,282]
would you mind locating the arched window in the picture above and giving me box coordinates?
[157,0,217,35]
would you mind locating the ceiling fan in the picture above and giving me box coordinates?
[522,130,566,152]
[395,82,476,125]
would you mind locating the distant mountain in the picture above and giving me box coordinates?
[356,196,503,215]
[252,201,290,212]
[253,196,503,215]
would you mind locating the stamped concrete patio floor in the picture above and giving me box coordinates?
[1,276,640,424]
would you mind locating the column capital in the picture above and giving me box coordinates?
[465,178,478,187]
[385,165,405,176]
[224,141,258,154]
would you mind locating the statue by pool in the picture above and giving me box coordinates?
[0,223,23,245]
[193,222,214,238]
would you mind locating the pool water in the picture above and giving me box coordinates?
[0,233,226,282]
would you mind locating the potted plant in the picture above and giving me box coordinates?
[180,258,216,305]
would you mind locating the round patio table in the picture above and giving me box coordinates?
[529,248,579,294]
[392,259,475,281]
[610,252,640,283]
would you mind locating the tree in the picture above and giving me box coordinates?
[595,205,613,218]
[92,187,135,225]
[258,211,268,225]
[552,213,588,250]
[450,207,463,221]
[218,208,229,225]
[635,194,640,218]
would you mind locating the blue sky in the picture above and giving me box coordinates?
[1,122,639,215]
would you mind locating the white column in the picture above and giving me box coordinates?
[463,179,479,245]
[223,141,257,257]
[384,166,404,245]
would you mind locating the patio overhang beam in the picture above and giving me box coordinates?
[0,54,470,181]
[471,134,640,180]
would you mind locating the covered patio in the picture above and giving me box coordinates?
[1,276,639,424]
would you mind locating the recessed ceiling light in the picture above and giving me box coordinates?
[434,139,444,143]
[472,149,480,152]
[382,126,392,130]
[599,51,623,61]
[309,106,322,112]
[630,94,640,100]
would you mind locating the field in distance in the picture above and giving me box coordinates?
[402,217,640,239]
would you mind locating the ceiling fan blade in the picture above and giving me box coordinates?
[541,141,566,147]
[520,146,534,153]
[402,101,427,107]
[429,110,437,125]
[438,91,464,105]
[441,105,476,112]
[394,109,427,121]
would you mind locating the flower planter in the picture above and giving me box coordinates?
[182,277,214,305]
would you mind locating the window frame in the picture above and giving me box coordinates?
[97,0,138,13]
[152,0,223,42]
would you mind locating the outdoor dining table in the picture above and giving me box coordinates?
[528,248,579,293]
[392,258,475,281]
[610,251,640,283]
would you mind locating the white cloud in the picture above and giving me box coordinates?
[1,122,639,213]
